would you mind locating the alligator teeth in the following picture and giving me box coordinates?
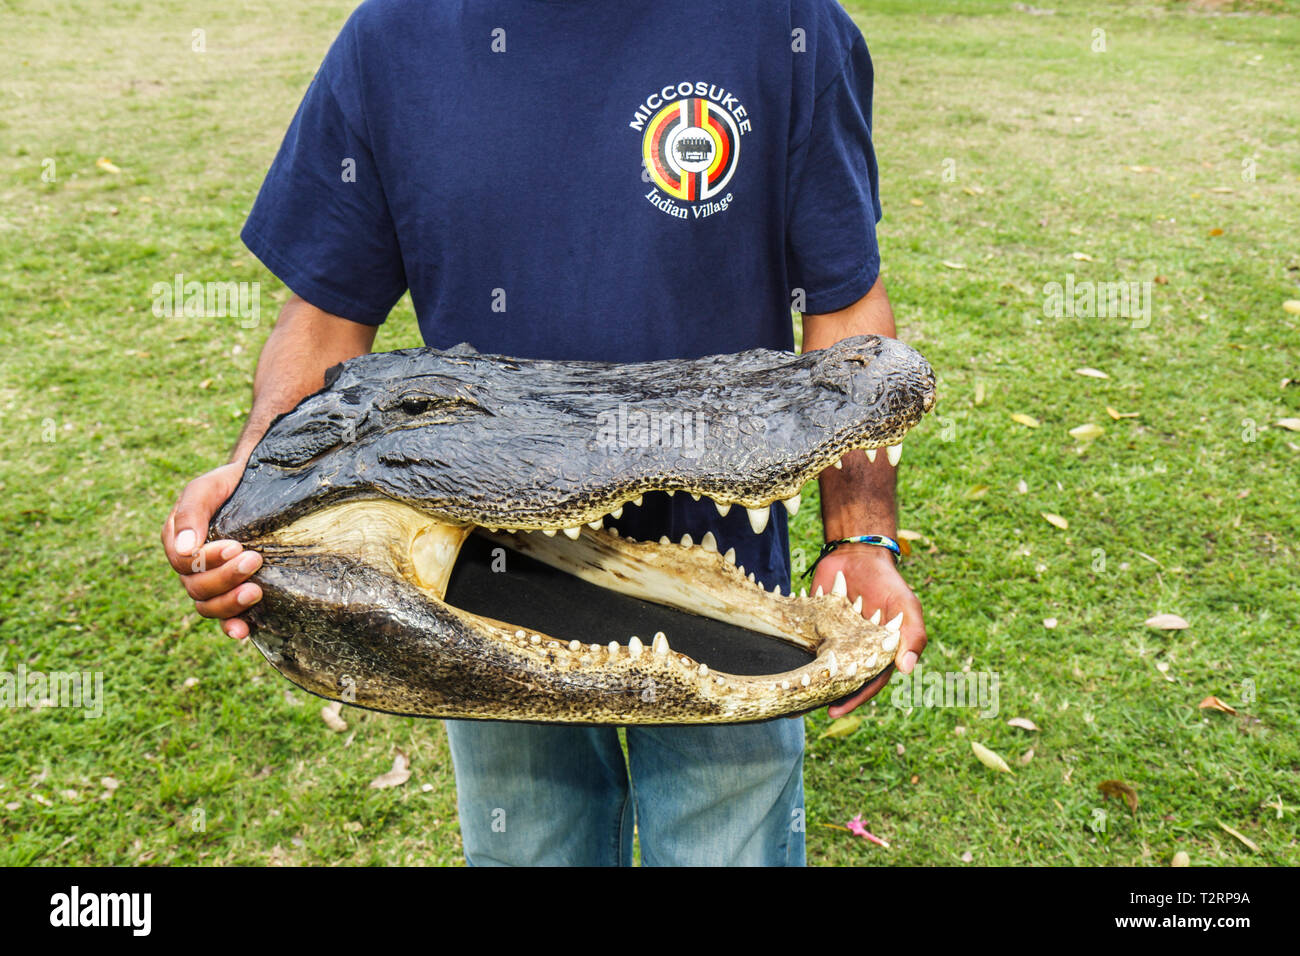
[887,442,903,467]
[608,527,619,537]
[781,680,791,690]
[782,492,801,516]
[801,673,811,687]
[563,526,582,540]
[771,583,782,595]
[587,519,602,530]
[543,529,557,537]
[632,495,643,507]
[869,609,882,625]
[628,636,643,660]
[700,531,718,553]
[815,585,824,598]
[715,500,731,517]
[832,570,848,597]
[827,652,839,678]
[697,664,709,677]
[608,641,620,655]
[865,448,877,464]
[748,572,756,583]
[515,630,526,640]
[747,506,769,534]
[799,587,808,598]
[680,533,693,548]
[885,612,903,633]
[568,640,581,651]
[833,458,843,470]
[690,492,700,501]
[530,634,541,645]
[659,535,671,545]
[852,595,863,614]
[652,632,669,655]
[723,547,736,565]
[611,506,623,519]
[863,654,878,670]
[881,633,899,653]
[665,490,675,497]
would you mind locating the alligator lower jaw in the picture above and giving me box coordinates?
[246,485,902,723]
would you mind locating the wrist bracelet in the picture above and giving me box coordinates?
[802,534,901,579]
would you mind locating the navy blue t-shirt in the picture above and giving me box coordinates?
[242,0,882,593]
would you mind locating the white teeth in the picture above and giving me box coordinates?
[530,634,541,645]
[864,654,877,669]
[815,585,824,598]
[781,680,791,690]
[569,640,581,651]
[701,532,718,553]
[631,495,643,507]
[590,644,601,653]
[827,652,839,678]
[715,500,731,517]
[653,632,669,655]
[799,587,808,598]
[680,533,693,548]
[723,547,736,565]
[515,630,526,640]
[832,458,843,470]
[659,535,671,545]
[881,633,899,653]
[869,609,882,625]
[852,595,863,614]
[611,506,623,519]
[608,641,620,655]
[771,583,783,595]
[746,506,770,534]
[782,493,801,516]
[587,519,603,530]
[748,572,756,583]
[690,492,700,501]
[865,448,877,464]
[832,570,848,597]
[487,527,499,534]
[885,612,903,633]
[801,674,811,687]
[563,526,582,540]
[848,662,860,678]
[697,663,709,677]
[665,490,675,497]
[608,527,619,537]
[628,636,643,660]
[715,677,725,686]
[887,443,903,467]
[543,529,557,536]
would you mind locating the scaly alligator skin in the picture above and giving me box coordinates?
[211,335,936,723]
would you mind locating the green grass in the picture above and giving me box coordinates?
[1,0,1297,866]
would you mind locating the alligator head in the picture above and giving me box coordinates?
[211,335,936,723]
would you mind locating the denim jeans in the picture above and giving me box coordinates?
[443,718,806,866]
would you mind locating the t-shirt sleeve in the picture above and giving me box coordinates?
[240,22,407,325]
[785,33,883,316]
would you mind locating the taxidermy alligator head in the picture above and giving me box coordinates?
[211,336,936,723]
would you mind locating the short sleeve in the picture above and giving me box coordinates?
[240,22,407,325]
[785,34,882,315]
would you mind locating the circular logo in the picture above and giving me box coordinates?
[642,97,739,202]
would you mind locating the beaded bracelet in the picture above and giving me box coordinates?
[801,534,901,580]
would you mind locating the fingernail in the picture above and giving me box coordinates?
[237,585,260,606]
[220,541,242,561]
[236,552,261,575]
[175,529,196,555]
[900,651,918,674]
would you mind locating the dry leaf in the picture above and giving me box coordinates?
[1145,613,1189,630]
[1210,186,1234,194]
[1283,300,1300,316]
[1018,748,1035,766]
[971,741,1014,774]
[1071,251,1094,262]
[1011,413,1041,428]
[1074,367,1109,379]
[974,381,986,405]
[1042,617,1058,628]
[1097,779,1138,815]
[818,716,862,740]
[1198,695,1237,715]
[321,701,348,732]
[1069,423,1104,441]
[1208,227,1224,236]
[1007,717,1040,731]
[1041,512,1069,530]
[369,751,411,790]
[1106,406,1139,420]
[1276,418,1300,431]
[909,198,924,206]
[95,157,122,174]
[964,484,990,500]
[941,260,966,270]
[1218,822,1260,853]
[1017,479,1028,494]
[1171,850,1190,867]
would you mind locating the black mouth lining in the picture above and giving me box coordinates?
[444,533,814,677]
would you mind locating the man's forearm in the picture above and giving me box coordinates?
[801,277,900,543]
[230,295,379,465]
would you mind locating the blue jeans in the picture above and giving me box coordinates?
[443,718,806,866]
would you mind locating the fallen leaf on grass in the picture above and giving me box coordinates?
[971,741,1014,774]
[1071,251,1095,262]
[1074,367,1109,379]
[1145,613,1189,630]
[1218,822,1260,853]
[974,381,986,405]
[1207,227,1224,237]
[1098,779,1139,816]
[95,157,121,174]
[1171,851,1190,867]
[1283,301,1300,316]
[1069,423,1104,441]
[1106,406,1139,420]
[1011,413,1040,428]
[964,484,990,500]
[1043,617,1058,629]
[369,751,411,790]
[1041,512,1069,530]
[818,716,861,740]
[1198,695,1237,715]
[941,260,966,270]
[1276,418,1300,431]
[321,701,348,732]
[1007,717,1040,731]
[1018,748,1035,767]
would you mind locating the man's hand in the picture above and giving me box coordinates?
[159,294,379,641]
[161,461,262,640]
[810,543,926,718]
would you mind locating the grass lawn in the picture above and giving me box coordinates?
[1,0,1296,866]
